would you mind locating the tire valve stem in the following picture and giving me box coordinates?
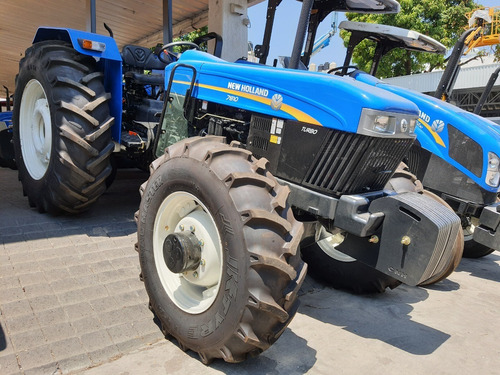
[401,236,411,246]
[368,235,379,244]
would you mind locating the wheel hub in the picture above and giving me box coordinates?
[163,232,201,273]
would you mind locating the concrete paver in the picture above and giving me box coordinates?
[1,166,500,375]
[0,167,162,374]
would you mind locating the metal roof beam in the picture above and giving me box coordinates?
[86,0,97,33]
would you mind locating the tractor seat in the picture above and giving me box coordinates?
[122,45,169,71]
[122,45,171,87]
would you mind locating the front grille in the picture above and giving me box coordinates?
[304,131,414,195]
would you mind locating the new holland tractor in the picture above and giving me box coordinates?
[15,0,461,363]
[335,19,500,261]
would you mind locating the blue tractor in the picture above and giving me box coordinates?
[15,0,461,363]
[336,20,500,260]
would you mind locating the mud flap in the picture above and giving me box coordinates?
[337,192,460,286]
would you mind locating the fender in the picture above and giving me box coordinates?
[33,27,123,142]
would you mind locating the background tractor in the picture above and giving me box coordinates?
[335,17,500,261]
[15,0,462,364]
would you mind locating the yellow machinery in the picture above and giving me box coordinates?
[465,6,500,53]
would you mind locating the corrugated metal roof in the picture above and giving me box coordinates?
[384,56,500,93]
[0,0,263,94]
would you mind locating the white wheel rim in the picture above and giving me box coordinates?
[19,79,52,180]
[315,225,356,263]
[153,191,223,314]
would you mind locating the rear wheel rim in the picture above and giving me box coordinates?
[19,79,52,180]
[153,191,223,314]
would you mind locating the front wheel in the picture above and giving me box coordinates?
[137,137,306,363]
[301,225,401,294]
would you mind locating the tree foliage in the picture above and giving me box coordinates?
[340,0,478,78]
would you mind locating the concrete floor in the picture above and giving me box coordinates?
[1,167,499,375]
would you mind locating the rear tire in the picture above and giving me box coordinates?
[13,41,114,214]
[137,136,306,363]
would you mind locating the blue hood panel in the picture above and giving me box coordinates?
[167,51,419,133]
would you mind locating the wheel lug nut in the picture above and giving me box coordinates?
[179,225,184,231]
[200,259,206,266]
[193,271,198,278]
[199,239,204,246]
[190,225,195,232]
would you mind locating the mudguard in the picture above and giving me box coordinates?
[33,27,123,142]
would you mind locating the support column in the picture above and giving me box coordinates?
[163,0,173,44]
[86,0,97,33]
[208,0,248,61]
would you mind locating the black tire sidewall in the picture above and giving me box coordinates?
[13,52,59,210]
[139,157,249,350]
[301,239,400,293]
[463,237,495,258]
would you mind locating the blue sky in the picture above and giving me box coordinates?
[247,0,500,67]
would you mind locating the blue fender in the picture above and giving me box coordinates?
[33,27,122,142]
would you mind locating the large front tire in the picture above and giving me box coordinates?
[13,41,114,214]
[137,137,306,363]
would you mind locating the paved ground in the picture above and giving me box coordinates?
[1,166,500,375]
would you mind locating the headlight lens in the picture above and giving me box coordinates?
[408,119,416,134]
[358,109,417,138]
[486,152,500,187]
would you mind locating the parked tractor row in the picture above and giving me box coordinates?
[6,0,499,364]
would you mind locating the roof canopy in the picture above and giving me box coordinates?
[0,0,262,94]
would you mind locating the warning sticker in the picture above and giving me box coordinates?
[270,135,282,144]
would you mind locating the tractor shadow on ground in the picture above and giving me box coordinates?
[149,310,317,374]
[297,276,450,356]
[211,328,316,375]
[455,253,500,283]
[0,167,148,245]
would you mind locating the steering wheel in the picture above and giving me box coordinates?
[157,41,201,64]
[327,65,359,76]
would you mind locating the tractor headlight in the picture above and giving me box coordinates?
[408,119,417,134]
[486,152,500,187]
[358,109,417,138]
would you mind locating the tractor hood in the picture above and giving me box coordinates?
[169,51,419,133]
